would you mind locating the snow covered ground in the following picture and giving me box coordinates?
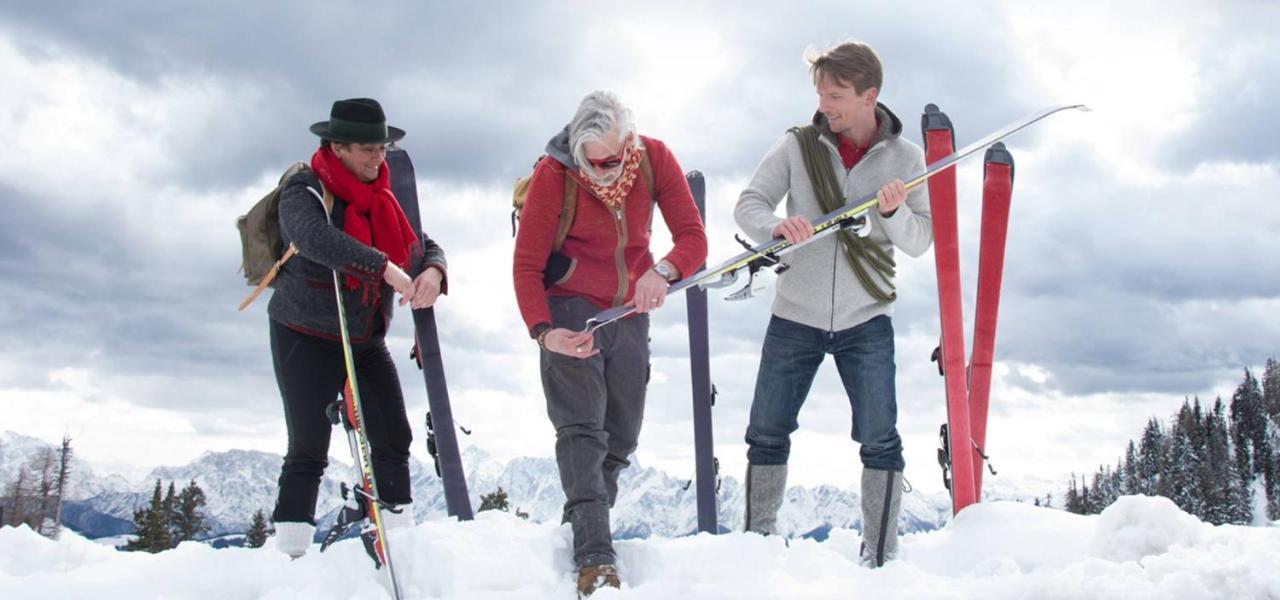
[2,496,1277,599]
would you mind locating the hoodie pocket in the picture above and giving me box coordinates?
[546,255,578,289]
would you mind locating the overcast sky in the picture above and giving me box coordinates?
[2,0,1278,498]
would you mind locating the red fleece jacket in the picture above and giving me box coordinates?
[513,136,708,335]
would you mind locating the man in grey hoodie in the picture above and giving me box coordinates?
[734,41,933,567]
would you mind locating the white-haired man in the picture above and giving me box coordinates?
[513,91,707,596]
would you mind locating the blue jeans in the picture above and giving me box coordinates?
[745,315,904,471]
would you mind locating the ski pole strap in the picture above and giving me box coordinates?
[788,126,896,303]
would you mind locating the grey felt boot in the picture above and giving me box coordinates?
[272,521,315,559]
[859,468,902,567]
[744,464,787,535]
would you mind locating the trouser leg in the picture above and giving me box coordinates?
[542,297,617,568]
[352,339,413,506]
[831,315,904,472]
[742,316,824,534]
[600,312,649,507]
[270,320,344,525]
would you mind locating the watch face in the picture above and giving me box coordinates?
[655,264,672,279]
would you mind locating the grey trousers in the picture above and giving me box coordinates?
[541,296,650,568]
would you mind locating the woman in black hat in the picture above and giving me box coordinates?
[267,98,447,557]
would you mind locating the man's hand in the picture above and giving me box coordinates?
[544,328,599,358]
[401,266,443,309]
[877,179,907,217]
[772,215,814,244]
[628,268,670,313]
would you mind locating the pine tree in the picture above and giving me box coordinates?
[1262,357,1280,424]
[171,480,209,545]
[246,509,270,548]
[28,448,56,536]
[1165,420,1203,517]
[1203,399,1245,524]
[1138,418,1164,495]
[1090,467,1109,513]
[161,481,179,542]
[1122,440,1140,495]
[1231,368,1276,519]
[51,435,73,538]
[4,466,31,528]
[478,486,510,513]
[125,480,172,553]
[1064,476,1080,514]
[1263,357,1280,519]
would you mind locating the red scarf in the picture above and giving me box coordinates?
[310,147,419,295]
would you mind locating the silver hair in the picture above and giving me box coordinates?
[569,91,636,175]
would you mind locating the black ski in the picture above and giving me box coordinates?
[386,146,475,521]
[684,171,719,534]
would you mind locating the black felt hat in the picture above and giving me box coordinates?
[309,98,406,143]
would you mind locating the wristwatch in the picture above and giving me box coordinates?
[652,262,674,282]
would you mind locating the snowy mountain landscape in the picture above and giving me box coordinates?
[5,429,1277,598]
[0,430,961,543]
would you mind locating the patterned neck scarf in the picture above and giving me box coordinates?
[579,139,643,209]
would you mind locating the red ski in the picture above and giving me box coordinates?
[968,143,1014,496]
[922,104,978,514]
[924,106,1024,515]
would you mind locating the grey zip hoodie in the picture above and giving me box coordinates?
[735,104,932,332]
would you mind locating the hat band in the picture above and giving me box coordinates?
[328,117,388,142]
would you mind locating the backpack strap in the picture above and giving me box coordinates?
[639,149,656,232]
[553,173,577,251]
[553,148,657,250]
[236,180,333,311]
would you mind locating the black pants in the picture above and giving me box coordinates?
[269,318,413,524]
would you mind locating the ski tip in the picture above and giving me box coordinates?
[984,142,1013,165]
[921,103,953,133]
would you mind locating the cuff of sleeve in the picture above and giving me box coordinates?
[751,216,784,245]
[425,262,449,295]
[879,203,912,235]
[344,253,388,284]
[529,322,551,339]
[662,255,694,281]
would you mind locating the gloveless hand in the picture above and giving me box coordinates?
[544,328,598,358]
[383,261,414,299]
[772,215,815,244]
[628,269,669,313]
[877,179,907,216]
[401,266,443,309]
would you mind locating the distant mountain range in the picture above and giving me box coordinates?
[0,430,1048,543]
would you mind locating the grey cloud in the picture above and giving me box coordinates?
[2,1,1277,475]
[1160,5,1280,168]
[1,0,1033,190]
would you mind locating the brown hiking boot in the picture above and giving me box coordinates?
[576,564,620,597]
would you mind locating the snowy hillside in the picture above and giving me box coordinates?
[2,495,1276,599]
[5,431,1000,540]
